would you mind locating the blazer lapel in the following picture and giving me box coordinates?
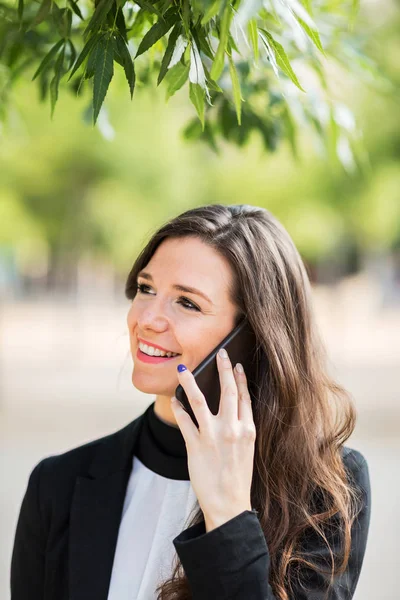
[68,414,144,600]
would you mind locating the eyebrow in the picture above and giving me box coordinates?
[137,271,213,305]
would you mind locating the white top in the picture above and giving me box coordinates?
[107,456,199,600]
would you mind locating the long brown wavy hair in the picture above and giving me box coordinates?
[125,204,363,600]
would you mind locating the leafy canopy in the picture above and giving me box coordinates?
[0,0,367,158]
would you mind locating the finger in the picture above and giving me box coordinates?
[176,364,212,432]
[170,396,199,446]
[234,363,255,425]
[216,348,238,421]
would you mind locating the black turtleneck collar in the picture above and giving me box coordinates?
[134,401,189,481]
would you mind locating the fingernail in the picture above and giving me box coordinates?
[218,348,228,359]
[171,396,177,403]
[235,363,244,373]
[177,364,187,372]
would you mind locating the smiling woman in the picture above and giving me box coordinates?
[10,204,371,600]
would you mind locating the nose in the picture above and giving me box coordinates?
[137,304,169,332]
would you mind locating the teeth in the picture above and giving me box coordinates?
[139,342,178,358]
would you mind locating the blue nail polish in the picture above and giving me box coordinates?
[177,364,187,372]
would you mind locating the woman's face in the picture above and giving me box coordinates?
[127,236,239,401]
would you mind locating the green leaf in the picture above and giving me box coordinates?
[193,27,214,61]
[84,0,113,37]
[296,17,324,54]
[260,29,305,92]
[227,34,240,55]
[86,38,103,79]
[68,33,103,81]
[201,0,221,26]
[203,63,223,92]
[248,19,259,64]
[32,39,64,81]
[51,5,70,38]
[115,35,135,98]
[158,0,174,13]
[135,7,180,58]
[228,55,242,125]
[183,42,191,63]
[182,0,190,31]
[189,82,205,129]
[210,4,233,81]
[157,23,181,85]
[67,39,77,70]
[30,0,51,29]
[165,61,189,100]
[39,68,50,102]
[183,118,219,153]
[115,7,128,42]
[93,33,114,124]
[183,117,203,141]
[134,0,162,18]
[68,0,83,20]
[50,45,65,118]
[8,42,23,68]
[18,0,24,22]
[64,8,73,38]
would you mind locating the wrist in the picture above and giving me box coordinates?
[204,505,252,533]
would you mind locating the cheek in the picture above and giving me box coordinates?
[196,324,236,360]
[180,326,216,360]
[127,305,138,332]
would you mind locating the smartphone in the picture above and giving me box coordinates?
[174,318,260,428]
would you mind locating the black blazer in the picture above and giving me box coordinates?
[11,410,371,600]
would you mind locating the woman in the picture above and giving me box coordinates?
[11,204,371,600]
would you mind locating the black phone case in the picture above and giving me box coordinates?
[174,319,260,428]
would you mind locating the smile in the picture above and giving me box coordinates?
[138,341,179,358]
[136,348,181,364]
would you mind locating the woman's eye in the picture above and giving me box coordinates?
[136,283,200,312]
[136,283,152,294]
[178,298,200,312]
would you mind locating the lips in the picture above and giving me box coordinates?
[137,337,179,354]
[136,348,180,364]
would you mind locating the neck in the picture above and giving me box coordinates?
[154,395,180,429]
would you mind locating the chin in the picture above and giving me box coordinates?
[131,372,176,397]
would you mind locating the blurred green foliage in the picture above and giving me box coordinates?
[0,1,399,286]
[0,0,374,159]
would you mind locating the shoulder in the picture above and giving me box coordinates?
[341,446,370,490]
[36,432,111,485]
[13,414,145,551]
[28,414,143,501]
[341,446,368,471]
[341,446,371,523]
